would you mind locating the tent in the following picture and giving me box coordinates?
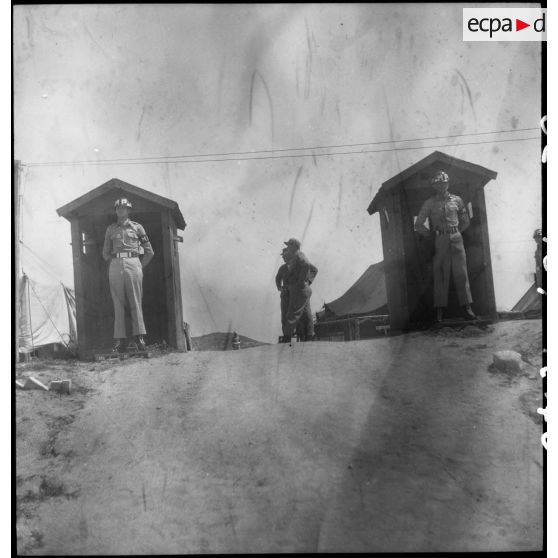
[18,273,77,355]
[318,261,388,320]
[511,282,542,314]
[315,262,389,341]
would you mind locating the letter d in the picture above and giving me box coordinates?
[534,12,545,32]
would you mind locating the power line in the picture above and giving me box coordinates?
[20,241,65,282]
[24,128,539,167]
[25,135,539,168]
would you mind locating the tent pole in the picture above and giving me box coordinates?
[14,160,21,363]
[26,273,34,360]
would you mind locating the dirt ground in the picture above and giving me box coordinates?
[15,319,543,554]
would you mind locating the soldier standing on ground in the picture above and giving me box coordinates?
[275,247,308,342]
[414,171,476,323]
[102,198,154,352]
[282,238,318,342]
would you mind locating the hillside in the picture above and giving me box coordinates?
[191,331,269,351]
[16,319,542,553]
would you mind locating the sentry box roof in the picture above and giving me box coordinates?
[57,177,186,230]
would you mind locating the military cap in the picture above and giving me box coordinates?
[284,238,301,249]
[431,170,449,184]
[114,197,132,209]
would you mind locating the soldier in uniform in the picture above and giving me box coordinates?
[414,171,476,323]
[282,238,318,342]
[275,247,309,342]
[275,248,292,342]
[102,198,154,352]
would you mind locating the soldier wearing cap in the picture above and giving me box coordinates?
[282,238,318,342]
[275,247,309,341]
[102,198,154,352]
[415,171,476,322]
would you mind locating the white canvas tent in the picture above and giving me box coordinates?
[18,274,77,354]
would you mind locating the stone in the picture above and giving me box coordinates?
[23,377,49,391]
[493,350,524,373]
[49,380,72,394]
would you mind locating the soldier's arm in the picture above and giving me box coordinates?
[102,226,112,261]
[307,263,318,284]
[414,199,431,237]
[296,254,313,287]
[457,197,470,232]
[137,225,154,268]
[275,265,285,291]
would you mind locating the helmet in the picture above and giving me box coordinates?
[114,197,132,210]
[431,170,449,185]
[533,228,542,239]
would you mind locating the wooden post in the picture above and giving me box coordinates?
[161,210,185,350]
[475,186,497,318]
[14,160,21,362]
[71,218,88,354]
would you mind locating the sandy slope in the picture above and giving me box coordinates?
[16,320,543,554]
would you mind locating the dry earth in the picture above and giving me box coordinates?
[15,319,543,554]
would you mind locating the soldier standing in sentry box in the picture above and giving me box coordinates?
[414,170,477,323]
[102,198,154,352]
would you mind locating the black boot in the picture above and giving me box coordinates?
[112,339,126,353]
[464,305,477,320]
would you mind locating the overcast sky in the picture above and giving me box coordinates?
[13,3,542,343]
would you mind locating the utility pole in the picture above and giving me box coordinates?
[14,160,21,363]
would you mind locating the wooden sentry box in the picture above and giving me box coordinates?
[367,151,498,331]
[57,178,187,356]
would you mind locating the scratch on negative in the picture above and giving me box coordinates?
[249,69,275,144]
[455,69,477,122]
[142,482,147,512]
[304,18,313,99]
[288,166,303,222]
[336,177,343,228]
[301,199,316,245]
[136,107,146,142]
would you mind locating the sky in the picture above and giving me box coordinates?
[13,3,542,343]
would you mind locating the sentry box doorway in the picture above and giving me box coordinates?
[57,178,187,356]
[367,151,498,332]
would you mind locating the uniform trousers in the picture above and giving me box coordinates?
[285,284,314,338]
[281,289,310,338]
[433,232,473,308]
[108,257,146,338]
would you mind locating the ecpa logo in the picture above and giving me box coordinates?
[463,8,547,41]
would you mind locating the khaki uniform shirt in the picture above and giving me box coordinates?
[415,192,470,236]
[102,219,154,260]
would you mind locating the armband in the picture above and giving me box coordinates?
[139,234,149,244]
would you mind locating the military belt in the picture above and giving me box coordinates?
[113,251,139,258]
[435,225,459,235]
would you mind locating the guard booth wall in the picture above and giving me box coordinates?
[57,178,187,356]
[367,151,498,331]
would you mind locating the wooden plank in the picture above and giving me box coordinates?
[71,219,89,353]
[170,219,186,350]
[475,187,497,318]
[14,160,21,362]
[161,210,178,348]
[57,179,186,230]
[93,351,151,362]
[386,192,408,331]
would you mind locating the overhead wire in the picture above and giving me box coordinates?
[23,128,539,167]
